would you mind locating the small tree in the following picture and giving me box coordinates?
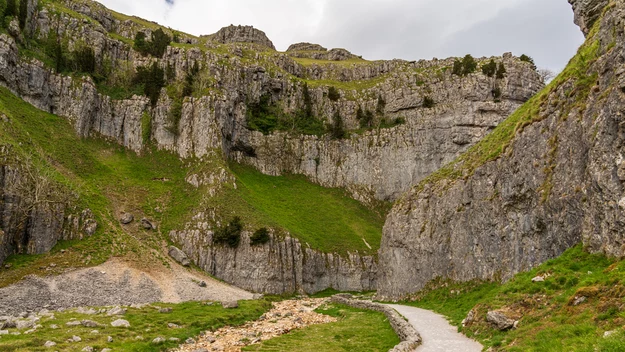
[5,0,16,18]
[73,46,96,74]
[452,59,463,76]
[134,62,165,106]
[461,54,477,75]
[329,111,346,139]
[481,59,497,77]
[133,31,149,54]
[182,61,199,97]
[150,28,171,57]
[18,0,26,29]
[213,217,243,248]
[537,68,555,84]
[250,228,270,245]
[496,63,507,79]
[327,86,340,101]
[519,54,536,70]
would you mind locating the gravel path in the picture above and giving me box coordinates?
[386,304,482,352]
[0,257,254,315]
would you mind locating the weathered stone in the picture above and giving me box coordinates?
[141,218,154,230]
[44,340,56,347]
[120,213,134,224]
[106,306,127,316]
[159,307,172,313]
[221,301,238,309]
[207,25,275,50]
[152,336,166,344]
[568,0,610,36]
[81,346,94,352]
[168,246,191,266]
[66,320,82,326]
[81,320,100,328]
[167,323,180,329]
[486,310,516,331]
[110,319,130,328]
[69,335,82,342]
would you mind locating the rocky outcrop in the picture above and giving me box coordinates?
[206,25,276,50]
[286,43,327,52]
[170,223,377,294]
[569,0,610,36]
[378,0,625,299]
[0,145,96,265]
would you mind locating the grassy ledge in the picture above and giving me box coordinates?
[402,245,625,351]
[243,303,400,352]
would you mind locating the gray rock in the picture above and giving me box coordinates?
[159,308,172,313]
[0,330,8,335]
[69,335,82,342]
[486,310,515,331]
[107,306,127,316]
[167,323,180,329]
[110,319,130,328]
[221,301,238,309]
[152,336,166,344]
[107,336,113,343]
[15,320,33,330]
[208,25,275,50]
[168,246,191,266]
[573,296,587,306]
[141,218,154,230]
[102,349,112,352]
[568,0,610,36]
[81,320,100,328]
[169,337,180,342]
[185,337,196,344]
[81,347,94,352]
[44,340,56,347]
[120,213,134,224]
[198,281,207,288]
[66,320,82,326]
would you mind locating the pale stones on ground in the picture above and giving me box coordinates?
[152,336,166,344]
[531,275,546,282]
[168,246,191,266]
[81,320,100,328]
[76,307,97,315]
[66,320,82,326]
[120,213,134,224]
[169,337,180,342]
[44,341,56,347]
[111,319,130,328]
[221,301,239,309]
[102,349,112,352]
[185,337,196,344]
[462,309,476,327]
[0,330,8,335]
[15,320,34,330]
[573,296,587,306]
[168,323,180,329]
[486,310,516,331]
[107,306,127,316]
[68,335,82,342]
[159,307,172,313]
[107,336,113,342]
[81,346,94,352]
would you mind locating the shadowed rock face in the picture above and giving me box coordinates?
[378,0,625,299]
[568,0,610,36]
[207,25,276,50]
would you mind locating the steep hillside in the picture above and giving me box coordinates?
[0,0,542,294]
[378,0,625,299]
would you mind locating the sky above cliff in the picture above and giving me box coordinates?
[96,0,584,73]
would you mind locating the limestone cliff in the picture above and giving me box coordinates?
[378,0,625,299]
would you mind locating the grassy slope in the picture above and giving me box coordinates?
[227,163,386,255]
[402,246,625,351]
[244,303,400,352]
[0,300,271,352]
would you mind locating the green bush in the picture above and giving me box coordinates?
[422,96,435,108]
[356,107,374,128]
[492,86,502,100]
[73,46,96,74]
[452,55,477,76]
[134,62,165,106]
[141,111,151,144]
[134,28,171,57]
[327,86,340,101]
[5,0,15,18]
[250,228,270,245]
[213,217,243,248]
[496,62,506,79]
[519,54,536,69]
[17,0,25,29]
[182,62,199,97]
[481,59,497,77]
[329,111,346,139]
[246,94,279,134]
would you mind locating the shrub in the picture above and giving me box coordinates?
[182,62,199,97]
[461,54,477,75]
[329,111,346,139]
[496,63,507,79]
[246,94,279,134]
[5,0,15,18]
[492,86,502,100]
[250,228,270,245]
[134,62,165,106]
[519,54,536,69]
[452,59,463,76]
[18,0,25,29]
[167,97,183,134]
[482,59,497,77]
[423,96,435,108]
[213,217,243,248]
[327,86,340,101]
[134,29,171,57]
[73,46,96,74]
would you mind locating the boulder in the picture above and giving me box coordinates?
[111,319,130,328]
[120,213,134,224]
[107,306,127,316]
[141,218,155,230]
[168,246,191,266]
[81,320,100,328]
[44,341,56,347]
[221,301,239,309]
[486,310,516,331]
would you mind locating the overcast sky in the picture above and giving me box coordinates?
[96,0,584,73]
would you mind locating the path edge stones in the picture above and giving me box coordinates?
[331,294,421,352]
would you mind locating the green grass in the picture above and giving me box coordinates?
[401,245,625,351]
[0,300,272,352]
[243,303,399,352]
[223,163,387,255]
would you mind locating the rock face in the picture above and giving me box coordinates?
[378,0,625,299]
[207,25,276,50]
[287,43,327,52]
[568,0,610,35]
[0,145,96,264]
[170,227,377,294]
